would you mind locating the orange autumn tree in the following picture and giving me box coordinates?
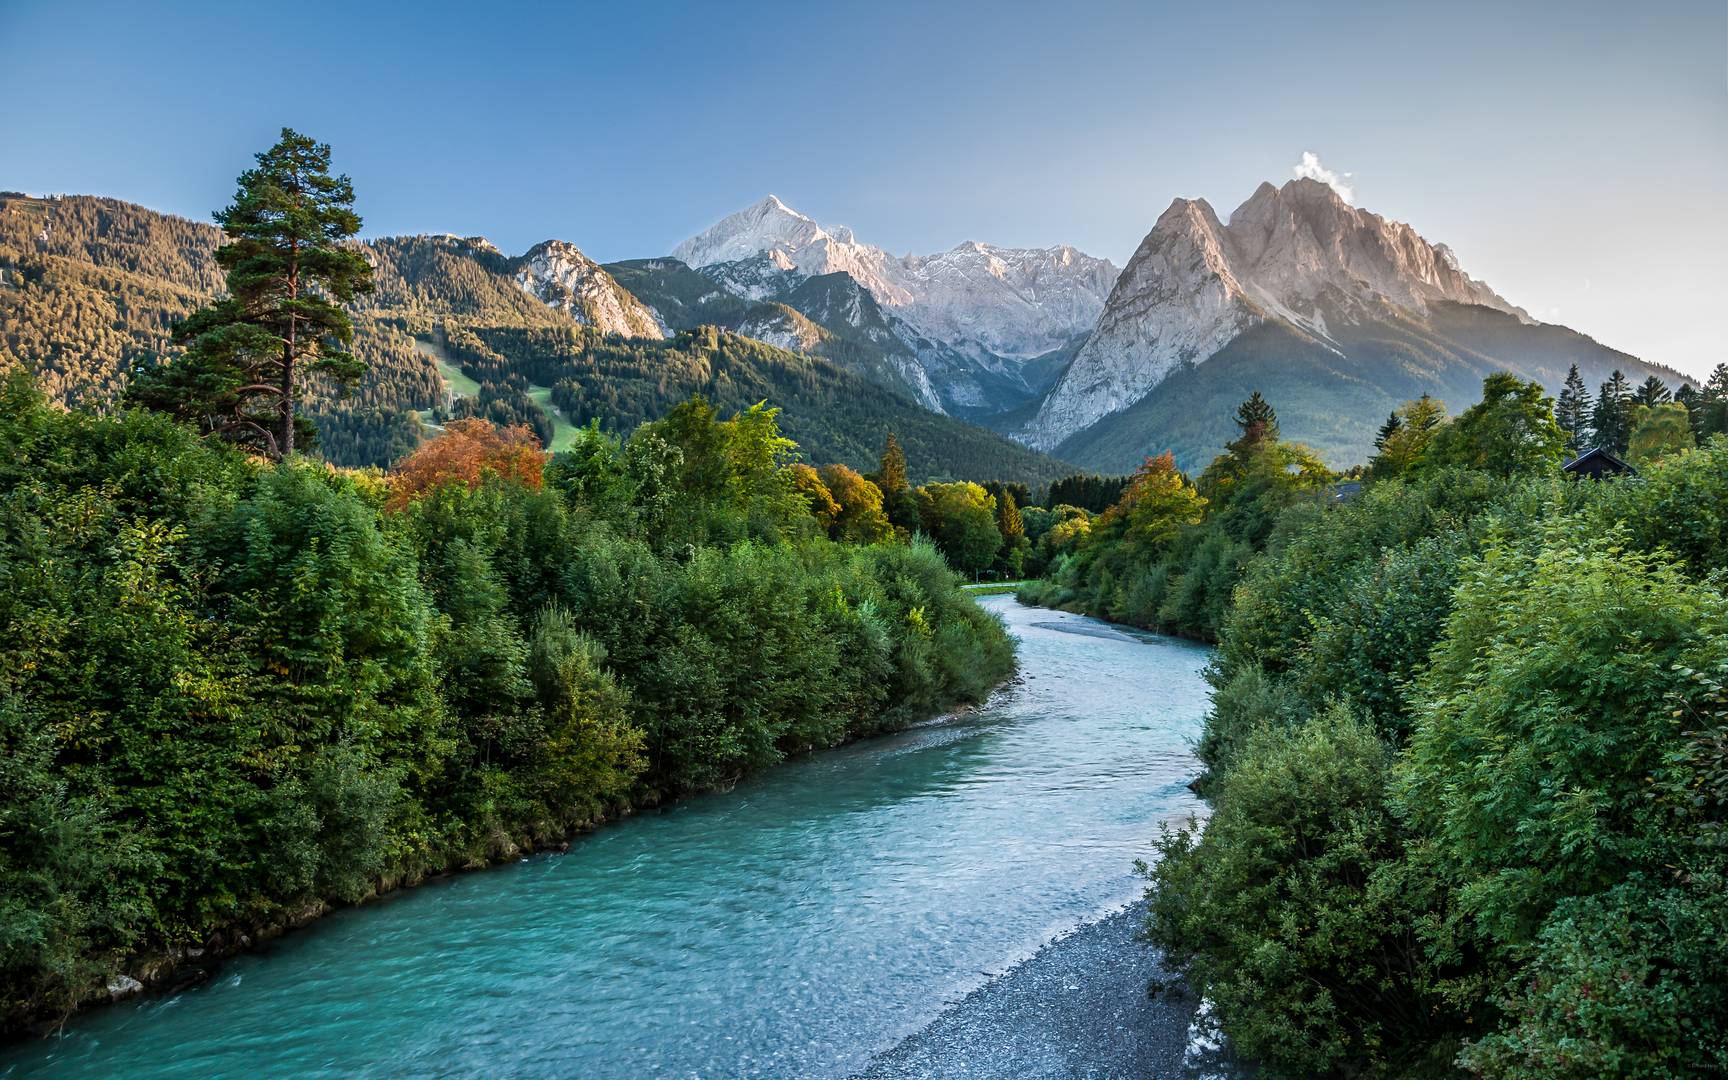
[1096,451,1207,550]
[388,418,547,510]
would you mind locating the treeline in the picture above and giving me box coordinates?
[440,322,1074,486]
[1019,392,1333,639]
[1549,361,1728,457]
[0,372,1014,1033]
[1023,372,1728,1073]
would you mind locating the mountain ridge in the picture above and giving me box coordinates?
[0,191,1073,483]
[672,195,1119,393]
[1028,177,1684,467]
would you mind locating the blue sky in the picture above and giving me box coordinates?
[3,0,1723,378]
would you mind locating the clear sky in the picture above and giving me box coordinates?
[3,0,1723,379]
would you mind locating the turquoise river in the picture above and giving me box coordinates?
[0,597,1212,1078]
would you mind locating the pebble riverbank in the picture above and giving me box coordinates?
[854,901,1246,1079]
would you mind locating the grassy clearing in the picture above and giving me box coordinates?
[413,337,481,399]
[962,581,1030,596]
[527,384,580,453]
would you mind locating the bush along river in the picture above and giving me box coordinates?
[1,597,1216,1079]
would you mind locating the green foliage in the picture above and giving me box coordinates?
[1416,372,1565,477]
[1554,363,1592,453]
[1368,393,1446,478]
[915,481,1003,577]
[0,370,1014,1032]
[1026,392,1334,642]
[1141,432,1728,1075]
[1042,472,1129,513]
[1459,872,1728,1077]
[1626,401,1694,466]
[1144,705,1451,1076]
[1398,523,1727,965]
[1590,369,1635,456]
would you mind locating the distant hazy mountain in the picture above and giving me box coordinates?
[1028,178,1685,470]
[668,195,1118,415]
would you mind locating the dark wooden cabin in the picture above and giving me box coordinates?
[1562,447,1636,479]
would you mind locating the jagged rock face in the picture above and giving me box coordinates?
[514,240,666,339]
[1029,178,1528,448]
[1028,199,1261,448]
[896,241,1118,359]
[734,304,827,354]
[673,196,1117,362]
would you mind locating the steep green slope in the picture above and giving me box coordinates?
[438,322,1072,484]
[1056,303,1688,473]
[603,257,753,329]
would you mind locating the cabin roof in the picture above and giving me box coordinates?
[1562,446,1636,477]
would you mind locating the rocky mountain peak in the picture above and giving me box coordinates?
[514,239,665,339]
[675,197,1118,365]
[1028,178,1539,450]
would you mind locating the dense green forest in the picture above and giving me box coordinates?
[0,369,1017,1034]
[435,321,1072,485]
[1021,372,1728,1074]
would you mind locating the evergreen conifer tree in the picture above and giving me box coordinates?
[1634,374,1671,407]
[1590,370,1634,455]
[1373,411,1403,451]
[1233,391,1279,445]
[1554,363,1593,453]
[127,128,373,459]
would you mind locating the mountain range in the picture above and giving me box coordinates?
[0,181,1688,480]
[0,192,1068,483]
[657,183,1680,470]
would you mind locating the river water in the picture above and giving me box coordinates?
[1,598,1212,1079]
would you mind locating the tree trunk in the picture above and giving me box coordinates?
[281,236,299,460]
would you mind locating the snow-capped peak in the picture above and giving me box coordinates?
[672,194,838,271]
[674,196,1118,360]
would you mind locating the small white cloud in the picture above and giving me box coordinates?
[1292,151,1354,203]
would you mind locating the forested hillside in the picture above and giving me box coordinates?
[0,193,1071,483]
[1054,305,1686,473]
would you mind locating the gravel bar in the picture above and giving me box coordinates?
[853,901,1233,1079]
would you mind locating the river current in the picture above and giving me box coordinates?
[2,597,1211,1078]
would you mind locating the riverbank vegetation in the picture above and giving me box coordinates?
[1018,391,1333,640]
[1022,372,1728,1074]
[0,369,1016,1033]
[0,131,1022,1036]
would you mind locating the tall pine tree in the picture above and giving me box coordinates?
[1233,391,1279,445]
[1554,363,1593,453]
[128,129,373,459]
[1634,374,1671,407]
[1590,370,1635,456]
[1373,411,1403,451]
[876,431,909,494]
[1701,363,1728,438]
[873,430,919,534]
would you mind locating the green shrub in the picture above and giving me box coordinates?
[1144,704,1449,1076]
